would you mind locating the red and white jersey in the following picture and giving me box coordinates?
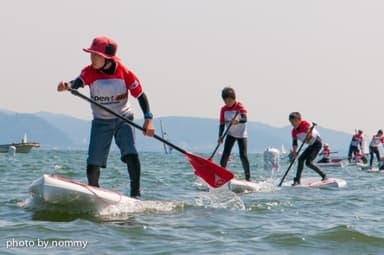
[220,101,247,138]
[319,148,331,159]
[369,134,384,147]
[291,120,320,145]
[79,61,143,119]
[350,134,363,147]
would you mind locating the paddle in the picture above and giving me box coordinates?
[208,111,240,160]
[277,122,317,187]
[68,88,234,188]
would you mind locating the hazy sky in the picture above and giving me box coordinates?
[1,0,383,136]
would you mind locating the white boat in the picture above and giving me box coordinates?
[29,174,138,213]
[229,178,276,193]
[282,177,347,188]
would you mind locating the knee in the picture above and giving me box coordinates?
[305,160,312,167]
[122,153,139,163]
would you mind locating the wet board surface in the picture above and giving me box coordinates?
[282,177,347,188]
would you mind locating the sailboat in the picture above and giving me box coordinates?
[0,133,40,153]
[160,120,172,154]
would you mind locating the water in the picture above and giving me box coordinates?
[1,150,384,254]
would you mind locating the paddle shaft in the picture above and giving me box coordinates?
[68,88,187,155]
[208,111,240,160]
[277,123,317,187]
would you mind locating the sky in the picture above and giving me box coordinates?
[1,0,384,137]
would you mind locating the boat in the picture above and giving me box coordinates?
[0,133,40,153]
[29,174,138,213]
[160,119,172,154]
[0,142,40,153]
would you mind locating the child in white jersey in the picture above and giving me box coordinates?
[217,87,251,181]
[57,36,154,198]
[369,129,384,168]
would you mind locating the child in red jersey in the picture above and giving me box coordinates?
[288,112,328,185]
[218,87,251,181]
[57,36,154,198]
[348,130,364,163]
[317,143,331,163]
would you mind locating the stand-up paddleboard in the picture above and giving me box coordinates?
[29,174,138,213]
[317,159,345,168]
[229,178,278,193]
[282,177,347,188]
[365,167,384,173]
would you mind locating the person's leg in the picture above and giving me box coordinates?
[374,147,381,166]
[87,165,100,187]
[294,149,309,184]
[115,118,140,197]
[220,135,236,168]
[87,119,114,186]
[123,154,141,197]
[369,146,374,167]
[305,140,327,179]
[237,138,251,181]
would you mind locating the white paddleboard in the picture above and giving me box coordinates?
[229,178,277,193]
[366,168,384,173]
[29,174,138,213]
[283,177,347,188]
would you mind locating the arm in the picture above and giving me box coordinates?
[218,124,225,143]
[239,112,247,123]
[57,78,84,91]
[137,93,155,137]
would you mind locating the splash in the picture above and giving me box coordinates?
[194,186,246,210]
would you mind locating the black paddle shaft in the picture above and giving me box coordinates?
[68,88,187,155]
[208,111,240,160]
[277,123,317,187]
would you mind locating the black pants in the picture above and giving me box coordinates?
[87,153,141,197]
[348,145,359,161]
[369,146,381,167]
[295,138,326,181]
[220,135,251,180]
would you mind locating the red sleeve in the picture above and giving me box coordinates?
[291,129,297,139]
[79,65,96,86]
[236,101,247,113]
[219,106,225,124]
[123,66,143,98]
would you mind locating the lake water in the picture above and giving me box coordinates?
[0,150,383,255]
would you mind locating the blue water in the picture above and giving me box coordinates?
[1,150,384,255]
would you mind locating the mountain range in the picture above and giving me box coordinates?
[0,109,353,154]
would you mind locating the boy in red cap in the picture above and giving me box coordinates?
[57,36,155,198]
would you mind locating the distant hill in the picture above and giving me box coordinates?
[0,110,353,154]
[0,112,73,148]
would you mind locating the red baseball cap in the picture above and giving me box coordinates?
[83,36,119,60]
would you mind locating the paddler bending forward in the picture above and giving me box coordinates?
[288,112,328,186]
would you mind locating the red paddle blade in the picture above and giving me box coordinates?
[185,152,234,188]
